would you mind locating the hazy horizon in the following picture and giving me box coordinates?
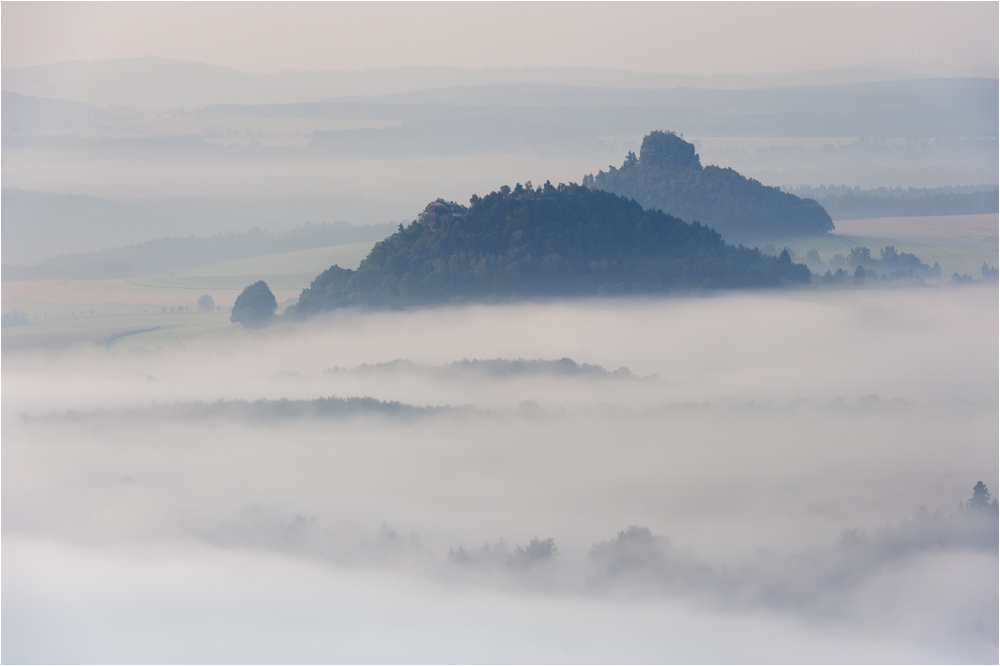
[3,3,997,78]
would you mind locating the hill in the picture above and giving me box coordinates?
[582,131,834,243]
[0,189,396,265]
[291,182,809,317]
[2,222,395,281]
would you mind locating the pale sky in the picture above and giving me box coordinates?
[2,2,998,77]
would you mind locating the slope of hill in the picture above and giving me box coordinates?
[0,189,397,265]
[2,222,394,281]
[583,131,834,243]
[291,182,809,317]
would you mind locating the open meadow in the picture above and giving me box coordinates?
[770,213,998,278]
[1,240,378,351]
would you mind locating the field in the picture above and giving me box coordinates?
[3,215,996,353]
[771,213,998,277]
[1,240,377,351]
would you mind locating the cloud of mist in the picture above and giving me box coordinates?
[3,288,997,662]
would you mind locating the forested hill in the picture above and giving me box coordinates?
[582,131,834,243]
[291,183,809,317]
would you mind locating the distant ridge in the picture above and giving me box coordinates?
[785,185,1000,220]
[1,57,927,108]
[0,189,394,265]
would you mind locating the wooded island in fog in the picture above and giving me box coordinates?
[290,179,810,317]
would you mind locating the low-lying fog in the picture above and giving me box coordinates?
[3,288,997,663]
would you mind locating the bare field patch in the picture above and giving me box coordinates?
[3,279,300,309]
[832,214,998,249]
[1,310,236,351]
[2,282,248,350]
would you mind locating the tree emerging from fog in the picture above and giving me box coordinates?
[230,280,277,329]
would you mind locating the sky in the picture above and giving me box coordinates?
[2,1,998,77]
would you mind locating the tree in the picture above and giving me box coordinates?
[511,537,558,567]
[848,246,874,266]
[231,281,277,328]
[197,294,215,311]
[968,481,993,510]
[880,246,899,265]
[853,264,866,285]
[1,310,27,328]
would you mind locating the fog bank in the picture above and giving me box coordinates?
[3,288,997,663]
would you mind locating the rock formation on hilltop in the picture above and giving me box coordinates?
[583,131,833,243]
[639,130,702,171]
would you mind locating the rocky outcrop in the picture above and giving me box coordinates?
[419,199,467,231]
[639,131,702,171]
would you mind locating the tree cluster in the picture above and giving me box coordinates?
[800,245,941,284]
[582,131,834,243]
[951,263,999,285]
[1,310,27,328]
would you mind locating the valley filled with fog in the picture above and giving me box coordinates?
[4,289,997,663]
[3,5,998,663]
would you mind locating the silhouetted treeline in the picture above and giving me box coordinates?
[1,310,28,328]
[2,221,395,281]
[322,357,639,380]
[583,131,834,243]
[950,263,1000,286]
[37,396,465,423]
[586,492,998,615]
[787,184,999,220]
[795,245,941,284]
[291,182,810,317]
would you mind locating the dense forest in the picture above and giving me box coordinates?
[290,182,809,317]
[582,131,834,243]
[785,184,999,220]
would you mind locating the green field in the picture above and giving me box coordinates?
[136,240,379,291]
[178,240,376,277]
[0,309,237,351]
